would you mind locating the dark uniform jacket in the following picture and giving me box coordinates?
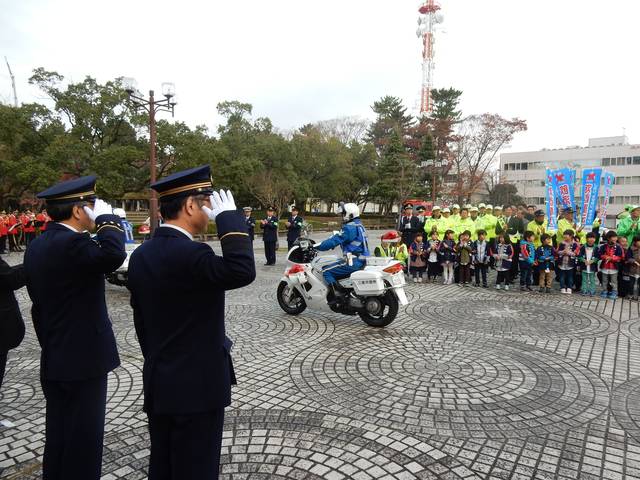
[261,215,279,242]
[399,215,420,246]
[245,216,256,241]
[286,215,304,242]
[24,217,126,381]
[0,259,26,352]
[127,211,256,415]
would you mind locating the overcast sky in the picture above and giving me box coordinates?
[1,0,638,152]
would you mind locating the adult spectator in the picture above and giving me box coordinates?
[286,206,304,250]
[618,205,640,245]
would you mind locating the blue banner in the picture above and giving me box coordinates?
[580,168,602,229]
[569,170,577,222]
[551,168,576,215]
[600,172,615,221]
[545,169,559,231]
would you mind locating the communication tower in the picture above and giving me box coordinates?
[416,1,444,115]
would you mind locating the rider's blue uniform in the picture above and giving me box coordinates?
[316,218,370,285]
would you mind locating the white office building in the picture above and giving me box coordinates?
[500,136,640,226]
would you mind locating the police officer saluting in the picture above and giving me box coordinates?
[286,205,304,250]
[24,176,126,480]
[127,165,256,480]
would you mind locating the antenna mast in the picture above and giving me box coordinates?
[4,57,18,107]
[417,1,443,116]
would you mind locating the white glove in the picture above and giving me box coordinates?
[83,199,113,221]
[202,189,236,221]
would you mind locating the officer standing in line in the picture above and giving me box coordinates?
[127,165,255,480]
[415,205,427,231]
[23,176,125,480]
[399,203,420,246]
[261,206,279,265]
[243,207,256,243]
[286,206,304,250]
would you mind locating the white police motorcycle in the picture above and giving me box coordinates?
[276,237,408,327]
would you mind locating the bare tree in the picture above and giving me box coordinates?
[448,114,527,204]
[314,116,370,144]
[243,170,294,217]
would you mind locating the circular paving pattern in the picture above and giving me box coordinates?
[225,305,336,362]
[611,377,640,443]
[290,333,610,438]
[404,298,616,339]
[219,410,477,479]
[621,318,640,344]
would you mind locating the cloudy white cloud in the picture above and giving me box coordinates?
[1,0,638,151]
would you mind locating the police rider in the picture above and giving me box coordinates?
[316,203,370,304]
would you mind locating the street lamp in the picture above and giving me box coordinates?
[123,77,177,233]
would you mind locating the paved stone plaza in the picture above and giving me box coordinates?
[2,250,640,479]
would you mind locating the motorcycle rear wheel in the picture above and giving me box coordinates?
[358,291,398,328]
[277,281,307,315]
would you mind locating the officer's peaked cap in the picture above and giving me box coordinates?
[37,175,97,204]
[151,165,214,201]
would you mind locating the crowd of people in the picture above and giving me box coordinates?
[378,202,640,300]
[0,210,51,253]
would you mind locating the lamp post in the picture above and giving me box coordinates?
[123,77,176,233]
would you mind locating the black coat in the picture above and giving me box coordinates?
[260,216,279,242]
[24,216,126,381]
[505,216,525,241]
[286,215,304,242]
[127,212,256,415]
[399,215,420,245]
[245,216,256,241]
[0,259,26,352]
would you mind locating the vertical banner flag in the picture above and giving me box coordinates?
[552,168,576,213]
[569,169,577,222]
[545,169,559,231]
[600,172,615,221]
[580,168,602,229]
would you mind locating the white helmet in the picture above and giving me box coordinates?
[341,203,360,222]
[113,208,127,219]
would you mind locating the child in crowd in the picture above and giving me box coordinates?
[426,231,441,283]
[456,230,473,287]
[472,229,490,288]
[626,236,640,301]
[578,232,599,297]
[618,236,629,298]
[556,229,580,294]
[519,231,536,291]
[374,231,398,258]
[439,229,456,285]
[409,232,427,283]
[598,230,623,299]
[536,233,555,293]
[492,233,513,290]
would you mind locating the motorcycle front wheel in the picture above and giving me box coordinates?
[277,281,307,315]
[358,291,399,328]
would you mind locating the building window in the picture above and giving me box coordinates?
[617,157,626,166]
[602,158,610,166]
[628,157,633,165]
[634,157,640,165]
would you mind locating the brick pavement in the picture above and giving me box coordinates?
[1,249,640,479]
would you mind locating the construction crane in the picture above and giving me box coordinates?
[416,1,444,116]
[4,57,18,107]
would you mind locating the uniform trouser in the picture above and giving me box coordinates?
[148,409,225,480]
[582,271,597,294]
[474,264,488,285]
[264,241,276,265]
[41,375,108,480]
[8,234,18,251]
[0,235,6,252]
[322,260,362,285]
[0,351,7,391]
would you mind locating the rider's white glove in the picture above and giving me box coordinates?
[83,199,113,221]
[202,189,236,221]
